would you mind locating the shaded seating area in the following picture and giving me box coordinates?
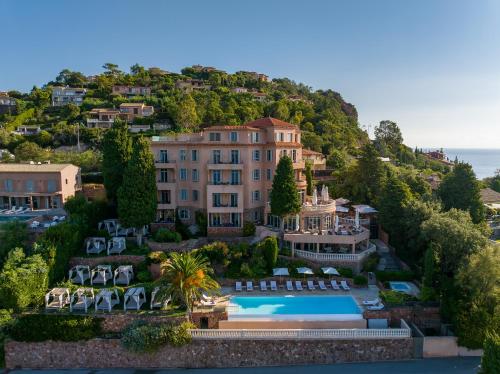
[86,237,106,255]
[91,265,113,285]
[98,219,118,236]
[95,288,120,312]
[123,287,146,311]
[151,286,171,309]
[45,288,70,310]
[70,288,95,312]
[68,265,90,284]
[114,265,134,286]
[116,224,134,237]
[107,237,126,255]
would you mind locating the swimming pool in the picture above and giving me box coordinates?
[389,281,412,293]
[228,295,362,321]
[0,215,33,223]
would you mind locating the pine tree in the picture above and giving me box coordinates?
[175,94,199,130]
[117,136,157,245]
[270,156,301,219]
[305,161,313,195]
[101,119,132,205]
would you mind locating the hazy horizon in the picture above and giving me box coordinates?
[1,0,499,149]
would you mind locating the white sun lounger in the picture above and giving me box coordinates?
[246,281,253,291]
[286,281,293,291]
[270,281,278,291]
[341,280,350,291]
[367,303,385,311]
[260,281,267,291]
[363,297,381,305]
[235,282,242,291]
[331,280,340,290]
[295,281,303,291]
[318,280,327,290]
[307,280,316,290]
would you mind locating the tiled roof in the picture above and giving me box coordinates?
[244,117,298,129]
[204,125,260,131]
[480,188,500,204]
[302,149,324,156]
[0,163,77,173]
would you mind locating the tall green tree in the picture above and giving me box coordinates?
[101,119,132,205]
[481,331,500,373]
[0,221,28,265]
[374,120,403,155]
[175,94,199,130]
[438,162,485,223]
[305,161,313,195]
[117,136,157,245]
[270,155,301,220]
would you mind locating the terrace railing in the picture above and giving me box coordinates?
[294,243,376,262]
[190,326,411,340]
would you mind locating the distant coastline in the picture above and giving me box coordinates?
[424,148,500,179]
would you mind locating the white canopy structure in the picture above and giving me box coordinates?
[124,287,146,311]
[114,265,134,286]
[296,267,314,275]
[116,224,134,237]
[95,288,120,312]
[45,288,70,310]
[150,287,171,309]
[321,185,330,202]
[321,267,340,276]
[312,189,318,205]
[273,268,290,276]
[98,219,118,236]
[107,237,126,255]
[91,265,112,285]
[68,265,90,284]
[352,204,378,214]
[70,288,95,312]
[86,237,106,255]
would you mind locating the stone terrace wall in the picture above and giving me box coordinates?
[5,338,413,369]
[98,314,187,333]
[69,255,145,268]
[364,305,441,330]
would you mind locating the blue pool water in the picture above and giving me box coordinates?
[229,295,362,320]
[390,282,411,292]
[0,215,32,223]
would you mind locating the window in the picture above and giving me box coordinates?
[288,133,293,142]
[230,170,240,185]
[212,193,221,207]
[253,210,260,222]
[212,170,221,185]
[180,189,188,201]
[25,180,34,192]
[192,169,199,182]
[179,208,190,219]
[230,149,239,164]
[230,212,241,227]
[159,150,168,162]
[253,190,261,201]
[266,149,273,161]
[4,179,13,192]
[191,149,198,161]
[253,169,260,181]
[212,150,221,164]
[179,149,187,161]
[180,168,187,181]
[251,132,260,143]
[279,132,285,142]
[209,132,221,141]
[210,213,221,226]
[292,149,297,162]
[160,169,169,182]
[252,150,261,161]
[192,190,199,201]
[159,190,171,204]
[230,193,238,207]
[230,131,238,142]
[47,180,57,193]
[266,169,272,181]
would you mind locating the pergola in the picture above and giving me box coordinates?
[107,237,126,255]
[45,288,70,310]
[86,237,106,255]
[116,224,134,237]
[150,286,171,309]
[91,265,113,285]
[98,219,118,236]
[70,288,95,312]
[113,265,134,286]
[124,287,146,311]
[68,265,90,284]
[95,288,120,312]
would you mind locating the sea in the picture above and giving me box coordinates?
[439,149,500,179]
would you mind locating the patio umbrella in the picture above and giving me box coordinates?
[334,215,339,232]
[312,189,318,205]
[324,185,329,202]
[296,267,313,279]
[273,267,289,284]
[322,267,340,279]
[355,209,360,229]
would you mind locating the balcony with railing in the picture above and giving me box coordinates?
[155,159,177,168]
[292,243,376,262]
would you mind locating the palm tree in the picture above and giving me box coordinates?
[161,252,220,318]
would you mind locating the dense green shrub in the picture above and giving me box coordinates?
[10,314,103,342]
[154,228,181,243]
[481,331,500,374]
[242,221,256,236]
[195,211,207,237]
[257,237,279,271]
[146,251,168,265]
[362,253,380,272]
[379,290,417,305]
[338,267,353,278]
[0,221,28,265]
[196,242,229,264]
[375,270,414,282]
[175,211,191,240]
[137,270,153,282]
[0,309,14,367]
[353,275,368,286]
[121,321,194,353]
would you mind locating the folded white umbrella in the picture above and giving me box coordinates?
[322,267,340,276]
[273,268,289,276]
[296,267,314,275]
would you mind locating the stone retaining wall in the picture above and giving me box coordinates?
[69,255,145,268]
[364,305,441,330]
[98,314,187,333]
[5,338,413,369]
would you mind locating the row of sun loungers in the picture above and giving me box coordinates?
[362,297,385,310]
[45,286,171,312]
[235,280,351,292]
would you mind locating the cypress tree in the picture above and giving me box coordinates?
[305,161,313,196]
[101,119,132,205]
[117,136,157,245]
[270,155,301,219]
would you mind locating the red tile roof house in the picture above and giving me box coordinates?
[112,85,151,97]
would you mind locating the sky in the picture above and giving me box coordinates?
[1,0,499,149]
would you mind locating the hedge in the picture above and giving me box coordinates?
[375,270,414,282]
[9,314,103,342]
[481,332,500,374]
